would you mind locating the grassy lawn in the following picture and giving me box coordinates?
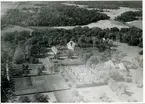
[13,92,57,102]
[14,75,69,95]
[1,25,33,36]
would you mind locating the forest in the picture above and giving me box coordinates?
[1,4,110,27]
[69,1,142,9]
[2,26,142,55]
[115,11,142,22]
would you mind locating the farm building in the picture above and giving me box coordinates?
[116,63,126,71]
[104,60,115,69]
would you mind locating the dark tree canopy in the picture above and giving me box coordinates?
[33,93,49,102]
[2,4,110,27]
[115,11,142,22]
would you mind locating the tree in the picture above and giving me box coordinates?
[3,31,18,42]
[139,50,143,55]
[19,95,31,102]
[13,47,25,64]
[115,11,142,22]
[33,93,50,102]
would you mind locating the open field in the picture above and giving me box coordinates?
[113,42,142,62]
[1,25,33,36]
[77,85,119,102]
[82,20,129,29]
[14,75,69,95]
[54,88,84,102]
[29,20,129,30]
[1,2,19,17]
[11,92,57,102]
[126,20,142,29]
[77,82,142,102]
[102,7,139,20]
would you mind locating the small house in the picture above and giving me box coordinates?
[104,60,115,69]
[116,63,126,71]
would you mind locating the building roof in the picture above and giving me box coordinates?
[104,60,115,69]
[116,63,126,71]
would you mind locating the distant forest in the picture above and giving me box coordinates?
[115,11,142,22]
[69,1,142,9]
[1,3,109,27]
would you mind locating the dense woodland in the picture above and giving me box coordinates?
[2,26,142,61]
[115,11,142,22]
[70,1,142,9]
[1,4,109,27]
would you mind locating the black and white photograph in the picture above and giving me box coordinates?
[1,0,143,103]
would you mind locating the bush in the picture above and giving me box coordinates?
[86,56,101,69]
[19,95,31,102]
[3,31,18,42]
[139,50,143,55]
[13,47,25,64]
[33,93,49,102]
[109,69,124,81]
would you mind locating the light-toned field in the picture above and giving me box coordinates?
[1,25,33,36]
[82,20,129,29]
[102,7,139,20]
[65,65,108,87]
[76,81,143,102]
[14,75,69,95]
[77,85,119,102]
[116,82,143,102]
[126,20,142,29]
[62,3,88,8]
[54,88,84,102]
[1,2,19,17]
[12,92,57,102]
[113,42,142,62]
[30,20,129,30]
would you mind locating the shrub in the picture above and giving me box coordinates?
[86,56,101,69]
[13,47,25,64]
[109,69,124,81]
[19,95,31,102]
[139,50,143,55]
[33,93,49,102]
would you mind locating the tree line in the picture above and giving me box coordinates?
[115,11,142,22]
[1,26,142,102]
[68,1,142,9]
[2,4,110,27]
[2,26,142,56]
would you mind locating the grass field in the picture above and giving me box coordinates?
[14,75,69,95]
[13,92,57,102]
[54,88,84,102]
[126,20,142,29]
[29,20,129,30]
[1,25,33,36]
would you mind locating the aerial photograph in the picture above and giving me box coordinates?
[1,0,143,103]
